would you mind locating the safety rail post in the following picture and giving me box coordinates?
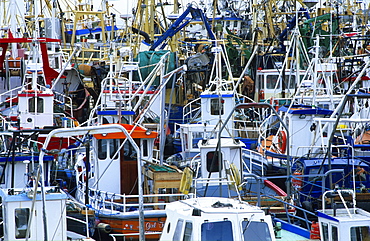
[243,173,261,206]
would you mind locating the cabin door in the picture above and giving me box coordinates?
[120,139,139,195]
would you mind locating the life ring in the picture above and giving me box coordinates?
[179,167,193,195]
[278,131,287,154]
[228,163,242,191]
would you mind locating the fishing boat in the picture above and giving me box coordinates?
[0,41,91,238]
[159,197,276,241]
[0,34,81,172]
[201,9,370,237]
[316,189,370,241]
[159,194,351,241]
[0,136,93,241]
[187,137,286,199]
[0,33,90,126]
[39,122,190,240]
[171,41,258,165]
[0,24,104,238]
[0,187,72,240]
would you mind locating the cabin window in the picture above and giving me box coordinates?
[123,141,137,161]
[350,226,370,240]
[192,132,204,148]
[109,139,118,159]
[143,140,148,157]
[102,117,109,124]
[242,221,272,241]
[52,56,60,69]
[15,208,30,239]
[0,136,5,152]
[321,222,329,241]
[0,164,4,184]
[28,97,44,113]
[210,98,224,116]
[184,133,189,150]
[183,221,193,241]
[206,151,223,173]
[98,139,119,160]
[257,75,264,89]
[172,219,184,241]
[201,220,233,241]
[233,21,238,28]
[287,76,296,89]
[332,225,338,241]
[266,75,279,89]
[318,104,330,110]
[0,135,12,152]
[98,139,107,159]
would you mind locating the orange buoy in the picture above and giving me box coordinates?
[258,89,265,101]
[310,221,320,239]
[292,171,303,190]
[8,57,22,68]
[269,97,279,111]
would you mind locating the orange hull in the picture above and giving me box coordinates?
[99,216,166,239]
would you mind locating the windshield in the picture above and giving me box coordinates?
[242,221,272,241]
[201,220,233,241]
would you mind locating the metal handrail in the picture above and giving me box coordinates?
[75,183,192,214]
[182,97,201,122]
[264,194,316,231]
[241,149,266,176]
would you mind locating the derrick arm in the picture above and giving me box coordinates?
[149,5,216,51]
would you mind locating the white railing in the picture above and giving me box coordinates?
[0,85,22,104]
[192,176,241,198]
[76,183,193,214]
[53,89,74,116]
[182,97,201,122]
[0,115,15,131]
[242,149,266,176]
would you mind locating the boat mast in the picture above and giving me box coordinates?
[51,0,57,52]
[31,1,48,239]
[9,0,17,58]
